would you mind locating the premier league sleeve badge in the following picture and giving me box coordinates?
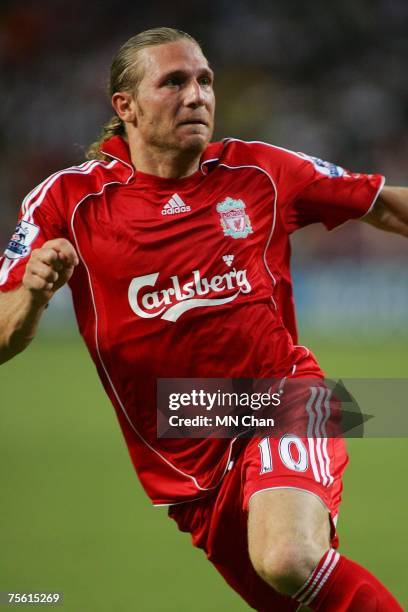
[4,220,40,260]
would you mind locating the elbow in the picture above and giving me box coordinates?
[363,203,408,237]
[363,187,408,237]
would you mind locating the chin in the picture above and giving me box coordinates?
[180,134,210,154]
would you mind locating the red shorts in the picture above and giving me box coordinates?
[168,384,348,610]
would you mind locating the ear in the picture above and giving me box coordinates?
[111,92,137,124]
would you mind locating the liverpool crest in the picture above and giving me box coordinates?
[216,197,253,239]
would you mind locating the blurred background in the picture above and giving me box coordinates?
[0,1,407,610]
[1,0,408,339]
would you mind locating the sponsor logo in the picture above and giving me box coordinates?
[301,154,346,178]
[216,197,253,239]
[4,220,39,260]
[128,258,252,322]
[161,193,191,216]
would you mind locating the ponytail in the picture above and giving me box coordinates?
[86,115,125,160]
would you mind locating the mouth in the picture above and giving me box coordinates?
[178,119,208,127]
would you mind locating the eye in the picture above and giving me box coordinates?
[163,76,183,87]
[199,76,212,87]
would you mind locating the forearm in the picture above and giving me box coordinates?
[0,286,48,364]
[363,186,408,237]
[0,239,79,365]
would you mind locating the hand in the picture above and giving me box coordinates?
[22,238,79,305]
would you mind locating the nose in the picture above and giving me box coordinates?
[184,79,205,108]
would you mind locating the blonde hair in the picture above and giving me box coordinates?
[86,27,200,160]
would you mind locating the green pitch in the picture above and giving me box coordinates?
[0,331,406,611]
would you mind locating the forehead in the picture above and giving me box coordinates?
[138,40,211,80]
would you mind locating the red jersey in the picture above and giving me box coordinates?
[0,137,384,504]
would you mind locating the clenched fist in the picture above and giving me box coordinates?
[23,238,79,304]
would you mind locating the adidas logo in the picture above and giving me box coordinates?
[222,254,234,267]
[161,194,191,216]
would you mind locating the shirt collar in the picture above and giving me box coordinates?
[100,135,133,168]
[100,135,223,175]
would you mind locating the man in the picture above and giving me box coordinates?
[0,27,405,610]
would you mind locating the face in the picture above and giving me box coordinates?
[122,40,215,155]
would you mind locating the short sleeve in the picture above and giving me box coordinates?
[0,179,66,292]
[279,152,385,232]
[247,142,385,233]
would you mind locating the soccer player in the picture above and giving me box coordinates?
[0,27,406,610]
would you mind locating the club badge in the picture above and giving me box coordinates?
[216,197,253,239]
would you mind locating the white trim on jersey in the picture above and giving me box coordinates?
[0,259,13,286]
[321,173,386,233]
[200,157,219,172]
[26,161,105,224]
[218,162,278,309]
[22,160,95,216]
[222,137,310,162]
[200,136,324,309]
[71,178,238,497]
[222,138,387,233]
[359,174,386,219]
[200,138,310,297]
[100,148,135,174]
[294,344,310,358]
[0,159,117,286]
[200,138,310,179]
[153,491,212,507]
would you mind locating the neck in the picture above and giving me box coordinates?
[128,133,202,179]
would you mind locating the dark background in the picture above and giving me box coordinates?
[1,0,408,240]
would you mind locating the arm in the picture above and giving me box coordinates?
[0,238,78,365]
[362,186,408,237]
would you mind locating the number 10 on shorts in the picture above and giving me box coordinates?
[258,435,309,474]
